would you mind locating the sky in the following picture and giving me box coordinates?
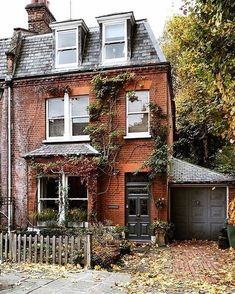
[0,0,183,39]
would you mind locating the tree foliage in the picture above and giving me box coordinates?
[161,0,235,172]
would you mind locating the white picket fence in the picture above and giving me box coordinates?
[0,232,92,267]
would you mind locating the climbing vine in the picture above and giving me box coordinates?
[138,103,169,180]
[85,72,134,175]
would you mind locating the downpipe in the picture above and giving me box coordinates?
[6,75,13,233]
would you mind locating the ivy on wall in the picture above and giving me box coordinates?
[137,102,169,180]
[85,72,134,175]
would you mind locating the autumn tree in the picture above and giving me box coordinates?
[161,0,235,173]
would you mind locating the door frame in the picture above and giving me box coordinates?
[125,177,151,241]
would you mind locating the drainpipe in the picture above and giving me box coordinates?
[5,74,13,233]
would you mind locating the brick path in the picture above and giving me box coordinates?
[171,241,221,283]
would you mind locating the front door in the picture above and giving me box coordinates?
[126,174,150,240]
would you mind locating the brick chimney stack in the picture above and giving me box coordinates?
[25,0,56,34]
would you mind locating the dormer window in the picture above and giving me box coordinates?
[50,19,88,69]
[103,22,126,61]
[57,29,77,66]
[96,12,136,65]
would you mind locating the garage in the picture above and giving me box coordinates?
[171,186,226,240]
[170,158,235,241]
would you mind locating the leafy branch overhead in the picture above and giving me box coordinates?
[161,0,235,173]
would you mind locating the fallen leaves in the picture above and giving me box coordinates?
[0,262,82,280]
[115,241,235,294]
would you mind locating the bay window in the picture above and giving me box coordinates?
[38,175,88,222]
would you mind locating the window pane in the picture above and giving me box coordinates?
[49,119,64,137]
[40,177,59,199]
[128,113,148,133]
[128,92,148,113]
[72,117,89,136]
[140,199,148,215]
[41,200,59,211]
[68,200,87,210]
[105,43,125,59]
[58,30,76,48]
[68,177,87,199]
[71,96,89,116]
[129,199,137,215]
[48,99,64,119]
[105,23,124,42]
[58,49,76,65]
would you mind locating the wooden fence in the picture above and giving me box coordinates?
[0,232,92,268]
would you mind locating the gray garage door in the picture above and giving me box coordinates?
[170,187,226,240]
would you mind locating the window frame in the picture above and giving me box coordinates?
[46,94,90,142]
[125,90,151,138]
[102,20,128,64]
[55,28,78,68]
[37,175,60,214]
[65,175,88,210]
[37,174,88,223]
[70,96,89,138]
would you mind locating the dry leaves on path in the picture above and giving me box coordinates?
[115,241,235,294]
[0,262,82,279]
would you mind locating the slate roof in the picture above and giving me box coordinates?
[170,157,235,184]
[0,38,11,79]
[0,19,165,79]
[24,143,99,158]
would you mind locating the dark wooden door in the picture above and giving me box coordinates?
[171,187,226,240]
[126,178,150,240]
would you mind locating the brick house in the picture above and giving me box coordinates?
[0,0,234,241]
[0,0,173,240]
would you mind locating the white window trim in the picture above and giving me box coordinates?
[46,93,90,142]
[37,174,88,223]
[55,28,78,69]
[37,175,60,213]
[125,91,150,138]
[102,20,128,64]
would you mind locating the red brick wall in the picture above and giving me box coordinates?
[229,187,235,202]
[5,66,172,227]
[25,3,55,34]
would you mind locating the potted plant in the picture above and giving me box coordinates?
[155,197,165,209]
[150,220,169,246]
[35,208,58,227]
[66,208,87,227]
[112,225,128,239]
[227,198,235,248]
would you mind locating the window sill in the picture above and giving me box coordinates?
[43,137,90,143]
[123,134,152,140]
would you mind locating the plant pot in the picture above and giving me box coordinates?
[227,224,235,248]
[155,231,165,246]
[68,221,85,228]
[151,235,156,245]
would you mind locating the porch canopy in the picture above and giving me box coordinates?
[24,143,99,158]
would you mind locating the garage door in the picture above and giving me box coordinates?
[170,187,226,240]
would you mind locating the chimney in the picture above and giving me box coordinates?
[25,0,56,34]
